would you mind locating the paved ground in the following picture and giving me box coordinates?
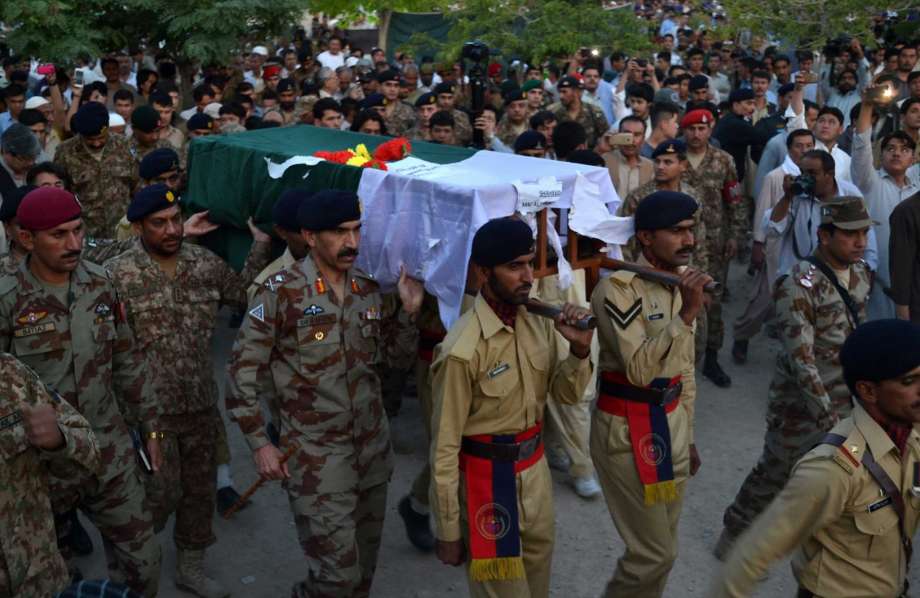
[73,264,919,597]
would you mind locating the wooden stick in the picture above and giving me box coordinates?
[525,299,597,330]
[221,444,297,519]
[600,257,721,293]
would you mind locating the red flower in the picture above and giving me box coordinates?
[363,159,389,171]
[313,149,355,164]
[373,137,412,162]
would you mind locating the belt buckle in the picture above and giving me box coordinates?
[660,382,682,406]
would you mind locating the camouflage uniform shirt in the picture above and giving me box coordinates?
[496,115,528,149]
[55,135,138,239]
[0,259,154,485]
[769,254,871,424]
[128,136,173,166]
[450,109,473,147]
[383,101,417,138]
[548,100,609,149]
[0,353,100,598]
[227,254,418,494]
[683,146,746,251]
[106,238,270,415]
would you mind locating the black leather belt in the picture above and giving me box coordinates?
[598,378,683,408]
[461,432,542,463]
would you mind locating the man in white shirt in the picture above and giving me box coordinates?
[317,37,346,71]
[851,95,920,319]
[813,106,851,182]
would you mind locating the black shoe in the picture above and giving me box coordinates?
[217,486,248,517]
[68,564,84,584]
[267,422,280,447]
[398,496,435,552]
[703,350,732,388]
[731,339,748,365]
[67,510,94,557]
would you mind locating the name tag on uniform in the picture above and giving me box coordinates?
[296,314,337,328]
[0,410,23,431]
[648,313,664,321]
[488,363,511,378]
[13,322,56,337]
[868,496,893,512]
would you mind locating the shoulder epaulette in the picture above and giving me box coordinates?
[441,311,481,363]
[262,269,293,292]
[82,260,110,279]
[611,269,638,285]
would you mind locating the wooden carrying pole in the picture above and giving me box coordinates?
[221,444,297,519]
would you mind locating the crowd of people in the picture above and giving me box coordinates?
[1,5,920,598]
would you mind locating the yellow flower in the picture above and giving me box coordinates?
[345,143,372,167]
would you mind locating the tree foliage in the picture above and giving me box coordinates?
[1,0,310,64]
[399,0,654,64]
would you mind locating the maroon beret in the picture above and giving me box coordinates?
[17,187,82,231]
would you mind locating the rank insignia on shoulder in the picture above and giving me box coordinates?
[17,310,48,325]
[488,363,511,378]
[832,444,861,474]
[604,298,642,329]
[798,275,813,289]
[303,304,324,316]
[249,304,265,322]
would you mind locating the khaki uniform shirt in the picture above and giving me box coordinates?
[769,256,871,420]
[683,146,746,251]
[0,353,100,598]
[227,254,417,494]
[105,239,270,415]
[715,404,920,598]
[590,255,697,444]
[429,294,593,541]
[0,260,154,482]
[54,134,138,239]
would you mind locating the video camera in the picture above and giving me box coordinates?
[462,40,490,149]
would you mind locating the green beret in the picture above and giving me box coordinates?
[522,79,543,93]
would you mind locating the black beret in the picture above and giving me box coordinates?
[634,191,698,231]
[361,93,386,109]
[273,188,312,232]
[728,88,755,103]
[651,138,687,159]
[471,217,534,267]
[688,74,709,91]
[841,319,920,396]
[504,88,526,103]
[514,130,546,152]
[277,78,296,93]
[433,82,454,95]
[127,183,180,222]
[297,190,361,231]
[414,92,437,108]
[72,101,110,136]
[131,105,160,133]
[139,148,180,180]
[567,149,606,166]
[377,70,400,84]
[0,184,36,223]
[187,112,214,132]
[556,76,582,90]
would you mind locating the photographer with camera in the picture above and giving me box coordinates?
[767,149,878,283]
[852,85,919,319]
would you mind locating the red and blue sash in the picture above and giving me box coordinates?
[459,422,543,582]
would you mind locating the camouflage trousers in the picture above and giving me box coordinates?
[289,482,388,598]
[704,252,731,353]
[143,409,218,550]
[721,391,853,540]
[214,407,232,467]
[53,459,161,597]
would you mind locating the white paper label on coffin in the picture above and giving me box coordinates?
[513,177,563,214]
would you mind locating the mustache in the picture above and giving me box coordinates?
[337,248,358,259]
[676,246,694,255]
[62,250,81,260]
[516,283,532,294]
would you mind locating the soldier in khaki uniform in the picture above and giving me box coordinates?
[228,190,422,597]
[379,70,417,138]
[548,76,609,149]
[0,353,100,598]
[496,89,530,148]
[713,319,920,598]
[716,198,874,558]
[0,188,161,596]
[430,217,594,598]
[681,108,746,387]
[590,192,710,598]
[106,184,271,597]
[54,101,138,239]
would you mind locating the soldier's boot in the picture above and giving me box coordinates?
[67,510,94,556]
[176,549,229,598]
[713,528,736,561]
[398,495,435,552]
[703,349,732,387]
[731,339,748,365]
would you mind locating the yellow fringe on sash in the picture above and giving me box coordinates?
[469,556,527,581]
[643,480,678,506]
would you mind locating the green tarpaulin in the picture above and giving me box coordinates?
[185,126,475,270]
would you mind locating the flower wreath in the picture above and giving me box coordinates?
[313,137,412,171]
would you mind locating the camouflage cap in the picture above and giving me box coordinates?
[820,196,878,230]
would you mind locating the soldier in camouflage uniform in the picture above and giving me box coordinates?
[496,89,529,148]
[433,83,473,147]
[228,190,422,598]
[55,102,138,240]
[0,353,100,598]
[548,76,609,149]
[106,184,272,597]
[715,197,875,558]
[0,185,31,275]
[405,92,438,143]
[128,105,173,166]
[0,188,161,596]
[379,70,417,138]
[681,109,746,387]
